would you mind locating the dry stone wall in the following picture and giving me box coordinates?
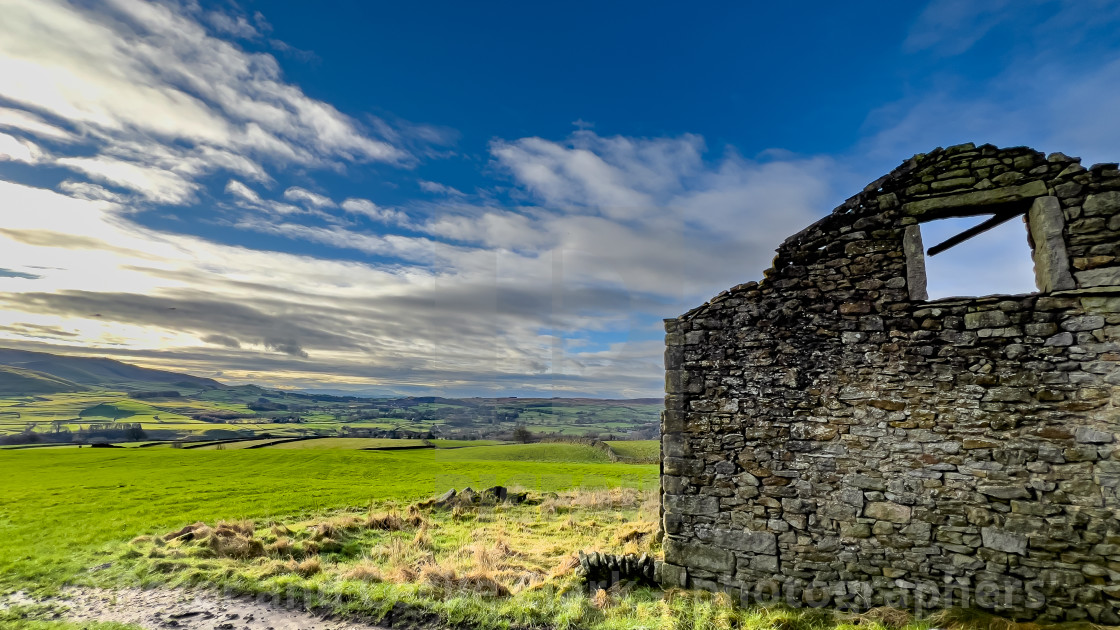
[661,143,1120,621]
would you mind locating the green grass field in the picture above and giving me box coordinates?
[192,438,286,450]
[606,440,659,463]
[0,448,655,593]
[266,437,425,449]
[435,443,613,464]
[429,439,506,448]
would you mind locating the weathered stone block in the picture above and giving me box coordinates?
[865,501,912,523]
[716,529,777,554]
[790,422,839,440]
[1046,332,1074,346]
[981,527,1028,555]
[663,432,689,457]
[1062,315,1106,332]
[658,561,688,588]
[1075,427,1114,444]
[1029,196,1077,292]
[978,485,1031,500]
[845,473,886,491]
[748,554,779,572]
[1076,268,1120,288]
[665,494,719,515]
[664,539,735,573]
[1084,191,1120,216]
[982,387,1031,403]
[821,501,858,520]
[966,311,1011,329]
[663,457,703,476]
[902,180,1047,216]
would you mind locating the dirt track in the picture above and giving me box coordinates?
[35,587,392,630]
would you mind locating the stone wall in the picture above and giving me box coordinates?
[660,143,1120,622]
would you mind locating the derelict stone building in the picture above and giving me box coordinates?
[660,143,1120,621]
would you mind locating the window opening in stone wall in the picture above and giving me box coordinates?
[919,214,1038,300]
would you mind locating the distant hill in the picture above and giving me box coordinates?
[0,348,224,391]
[0,365,88,396]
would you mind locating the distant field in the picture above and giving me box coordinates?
[0,390,660,457]
[428,438,505,448]
[606,440,659,462]
[0,443,79,450]
[0,390,255,436]
[434,442,612,464]
[265,437,424,450]
[192,438,287,450]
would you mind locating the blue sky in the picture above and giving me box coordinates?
[0,0,1118,396]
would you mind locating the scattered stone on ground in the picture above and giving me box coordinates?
[0,591,37,610]
[417,485,529,509]
[577,551,659,590]
[47,587,391,630]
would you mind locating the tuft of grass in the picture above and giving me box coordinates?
[341,561,383,583]
[265,537,293,556]
[925,608,1042,630]
[365,511,406,531]
[284,556,321,577]
[853,606,916,629]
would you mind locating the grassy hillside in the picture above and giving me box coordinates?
[0,365,87,396]
[0,349,661,445]
[266,437,425,449]
[0,348,222,390]
[435,442,613,463]
[606,440,659,463]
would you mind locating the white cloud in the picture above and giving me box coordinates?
[0,132,42,163]
[206,11,260,39]
[904,0,1018,55]
[422,211,548,250]
[56,156,198,204]
[0,107,76,142]
[0,0,409,210]
[284,186,336,208]
[58,180,127,203]
[419,180,465,196]
[340,198,410,225]
[491,132,691,219]
[225,179,262,204]
[486,131,841,294]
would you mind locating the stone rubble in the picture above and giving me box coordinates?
[577,551,659,590]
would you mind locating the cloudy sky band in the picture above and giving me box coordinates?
[0,0,1116,396]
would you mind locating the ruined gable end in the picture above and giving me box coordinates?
[660,143,1120,622]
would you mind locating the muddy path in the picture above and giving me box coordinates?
[18,587,396,630]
